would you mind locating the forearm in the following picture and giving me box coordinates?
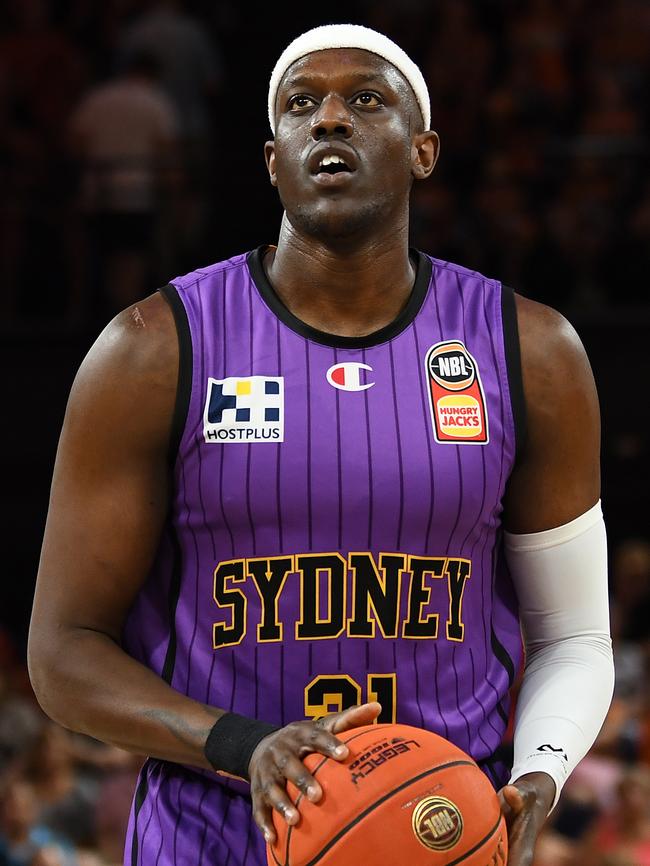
[505,502,614,810]
[510,634,613,805]
[28,626,223,769]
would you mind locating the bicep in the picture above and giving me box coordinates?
[503,297,601,533]
[32,298,177,642]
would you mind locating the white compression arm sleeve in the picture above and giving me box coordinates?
[504,500,614,811]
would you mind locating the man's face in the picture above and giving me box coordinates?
[265,48,438,240]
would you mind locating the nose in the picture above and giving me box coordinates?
[310,94,353,141]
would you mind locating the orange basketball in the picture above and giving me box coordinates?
[266,723,507,866]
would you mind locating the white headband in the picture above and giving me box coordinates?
[268,24,431,134]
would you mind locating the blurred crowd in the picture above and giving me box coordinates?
[0,0,649,326]
[0,632,141,866]
[1,0,222,325]
[401,0,650,314]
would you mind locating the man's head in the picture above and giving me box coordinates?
[264,25,440,242]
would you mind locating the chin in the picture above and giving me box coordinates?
[290,198,389,241]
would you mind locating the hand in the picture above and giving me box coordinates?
[249,701,381,843]
[498,772,556,866]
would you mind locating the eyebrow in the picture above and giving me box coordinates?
[282,71,387,90]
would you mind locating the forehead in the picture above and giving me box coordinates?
[277,47,411,97]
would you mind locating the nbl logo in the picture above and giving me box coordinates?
[203,376,284,443]
[412,796,464,851]
[428,344,476,391]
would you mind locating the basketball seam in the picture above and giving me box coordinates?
[301,759,476,866]
[444,813,503,866]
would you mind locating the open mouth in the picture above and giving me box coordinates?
[307,147,358,186]
[316,154,353,175]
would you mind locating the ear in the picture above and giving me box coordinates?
[264,140,277,187]
[411,130,440,181]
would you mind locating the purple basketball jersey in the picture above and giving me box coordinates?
[122,246,525,866]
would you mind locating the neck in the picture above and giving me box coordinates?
[264,214,416,338]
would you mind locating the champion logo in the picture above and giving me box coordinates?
[326,362,374,392]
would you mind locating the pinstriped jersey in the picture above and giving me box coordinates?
[122,246,525,866]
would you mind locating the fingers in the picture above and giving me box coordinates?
[252,771,301,844]
[277,749,323,802]
[326,701,383,735]
[251,724,347,840]
[302,719,350,760]
[252,798,279,845]
[267,780,299,824]
[251,706,382,844]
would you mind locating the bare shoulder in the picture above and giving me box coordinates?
[513,292,597,408]
[78,291,177,386]
[514,289,599,445]
[66,290,179,456]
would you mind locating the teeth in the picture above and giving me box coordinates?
[320,154,347,168]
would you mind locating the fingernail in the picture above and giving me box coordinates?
[264,831,271,843]
[335,745,346,756]
[307,786,318,799]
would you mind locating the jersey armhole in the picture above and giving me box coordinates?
[159,283,193,468]
[501,284,527,463]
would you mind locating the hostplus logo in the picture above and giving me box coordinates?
[203,376,284,443]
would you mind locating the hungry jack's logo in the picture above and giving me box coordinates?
[425,341,489,444]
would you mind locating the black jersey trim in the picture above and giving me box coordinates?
[130,761,150,866]
[161,523,183,685]
[156,284,189,689]
[159,283,192,468]
[501,285,527,463]
[490,623,516,690]
[246,245,432,349]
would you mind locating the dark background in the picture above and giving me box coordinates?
[1,2,650,865]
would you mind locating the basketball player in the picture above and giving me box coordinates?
[29,24,614,866]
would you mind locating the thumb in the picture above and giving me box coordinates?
[498,784,525,826]
[326,702,382,735]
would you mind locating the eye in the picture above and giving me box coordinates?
[287,94,317,111]
[351,92,383,107]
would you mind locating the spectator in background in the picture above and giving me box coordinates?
[21,723,97,856]
[116,0,223,264]
[0,699,41,777]
[610,540,650,646]
[0,777,72,866]
[529,829,576,866]
[67,51,181,318]
[581,767,650,866]
[116,0,221,145]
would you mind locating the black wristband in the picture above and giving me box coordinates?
[204,713,280,780]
